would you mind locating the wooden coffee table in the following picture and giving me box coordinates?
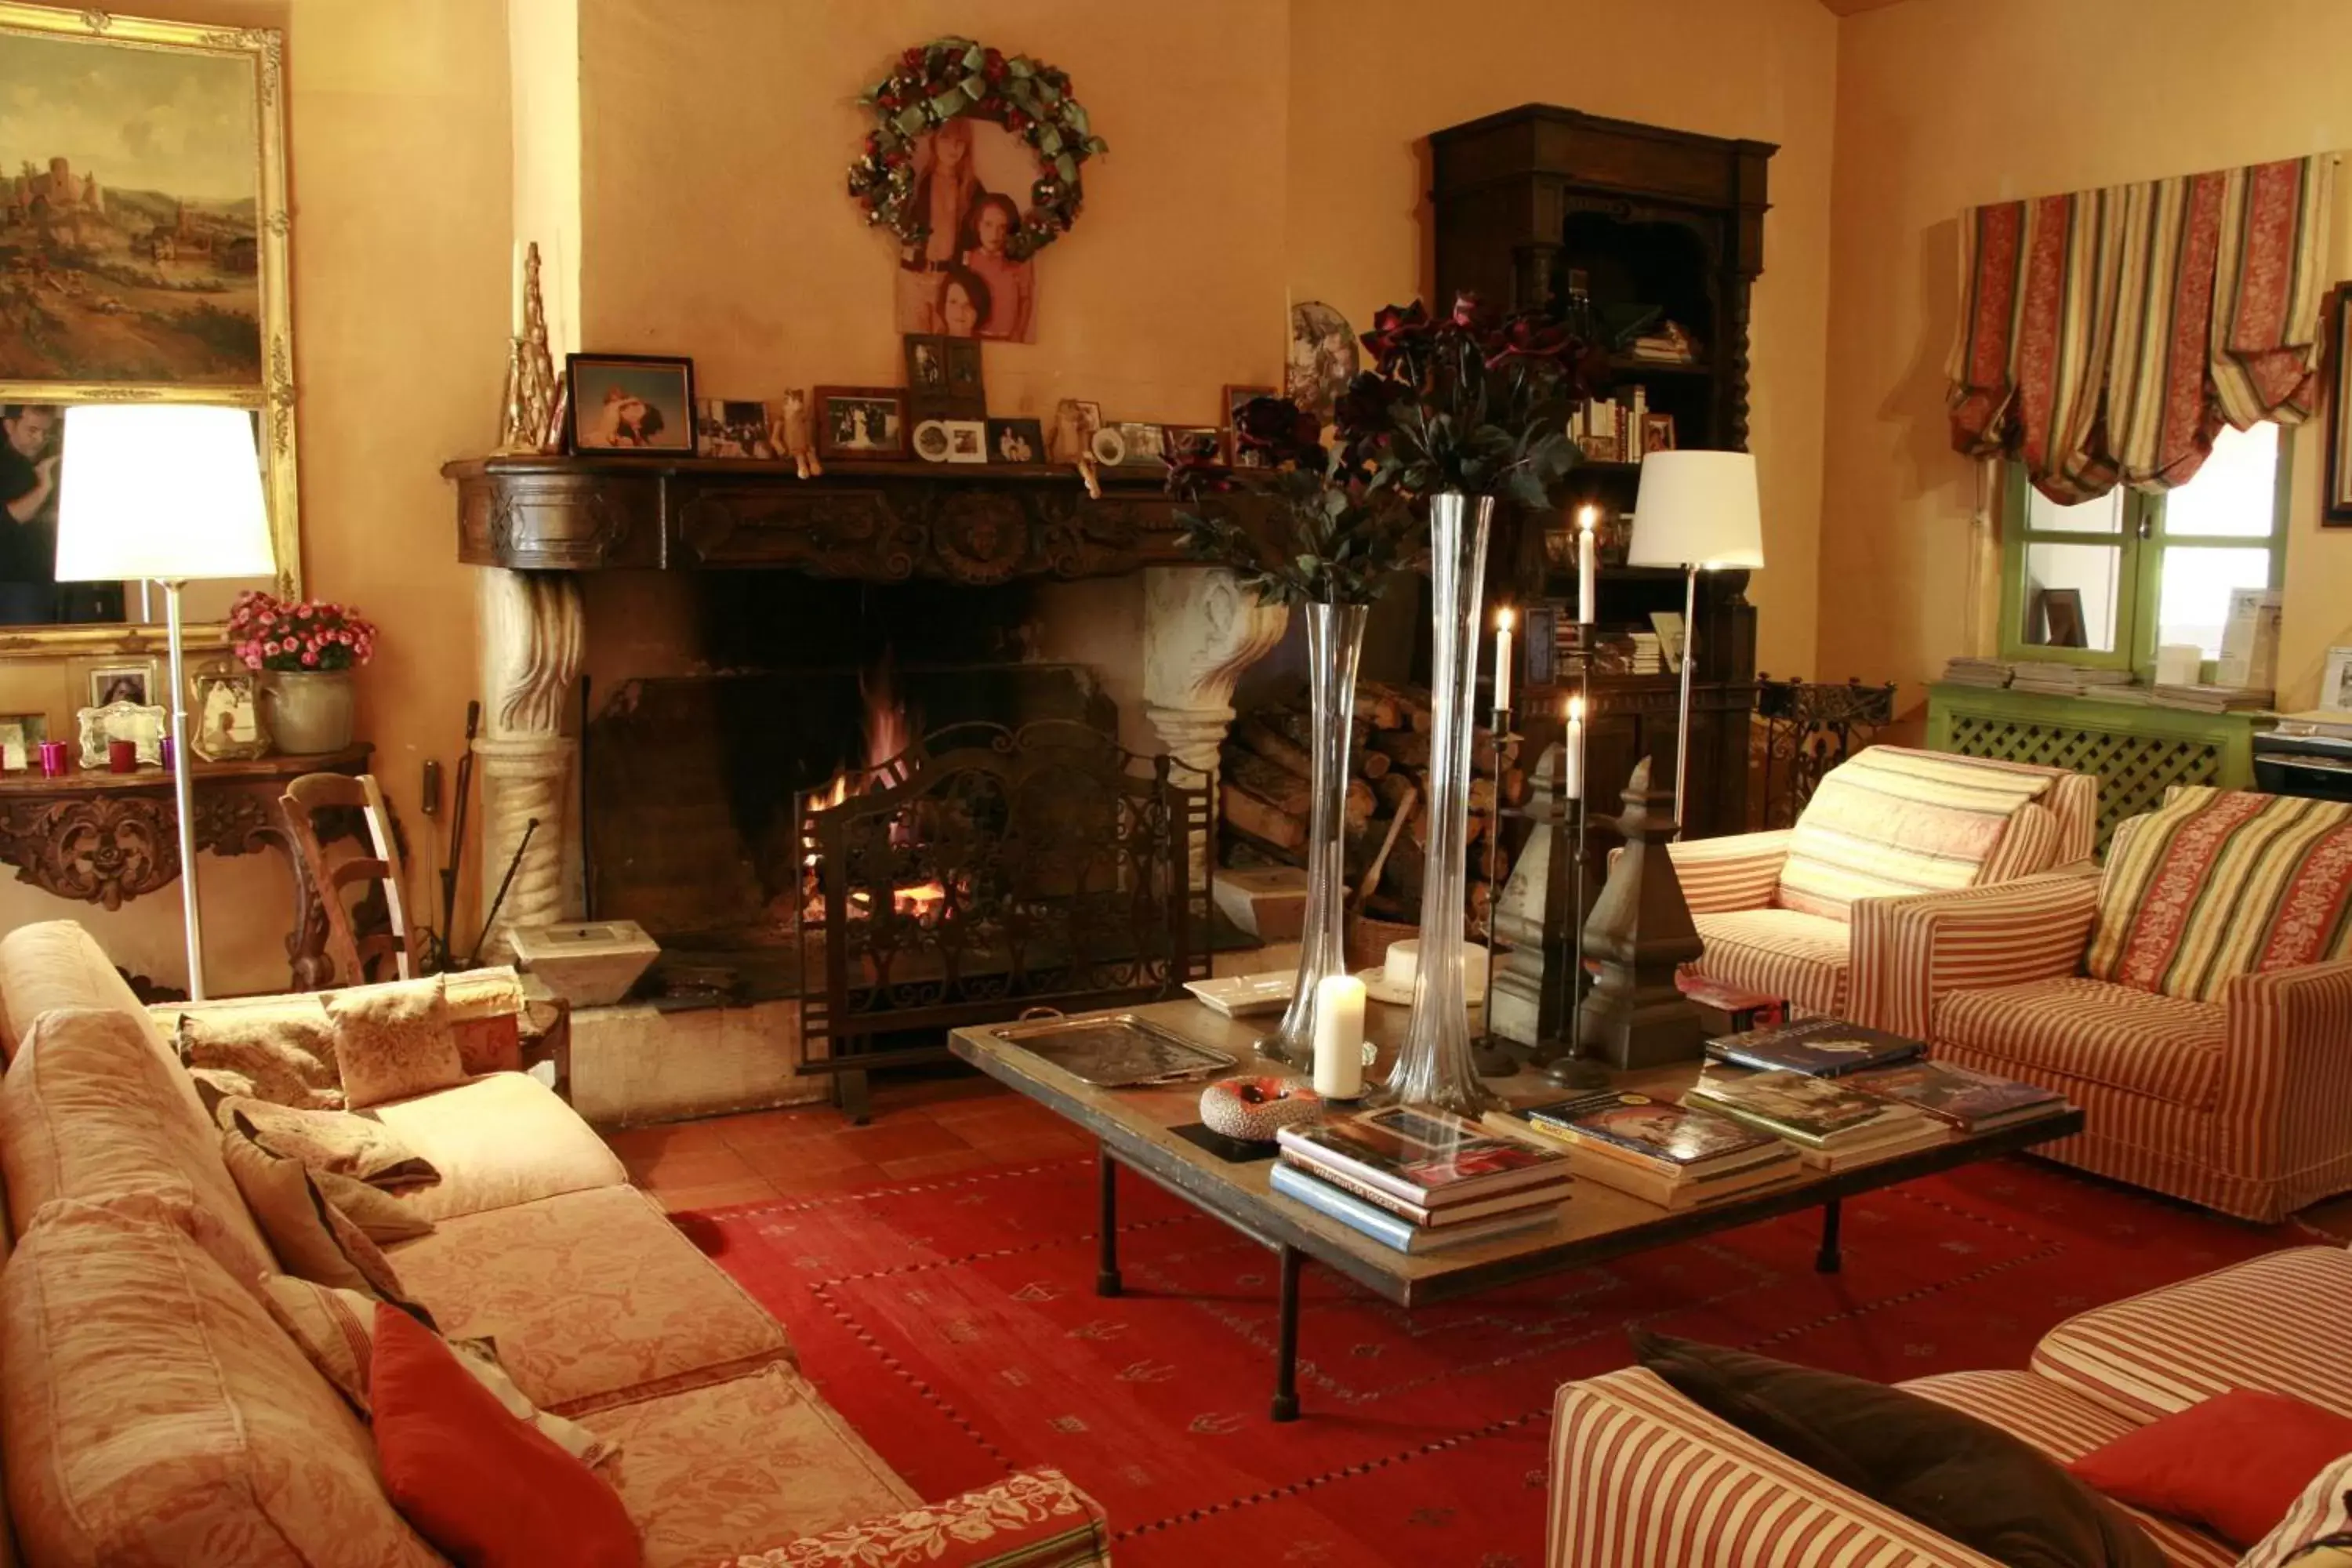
[949,1000,2082,1422]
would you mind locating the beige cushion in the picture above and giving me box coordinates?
[223,1098,442,1189]
[158,966,529,1079]
[258,1275,614,1466]
[1,1202,443,1568]
[325,975,463,1109]
[315,1170,435,1243]
[369,1071,626,1222]
[176,1002,345,1110]
[220,1128,403,1299]
[392,1183,793,1414]
[580,1363,917,1568]
[0,919,154,1065]
[0,1007,275,1290]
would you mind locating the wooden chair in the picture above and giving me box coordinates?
[280,771,412,988]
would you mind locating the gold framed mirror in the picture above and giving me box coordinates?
[0,4,297,656]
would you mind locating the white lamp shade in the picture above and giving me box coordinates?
[1627,450,1765,571]
[55,405,275,582]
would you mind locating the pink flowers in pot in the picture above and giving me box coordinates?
[227,590,378,673]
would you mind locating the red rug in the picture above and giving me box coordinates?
[673,1155,2308,1568]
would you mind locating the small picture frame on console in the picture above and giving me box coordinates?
[814,387,910,461]
[565,354,697,455]
[987,418,1044,465]
[0,713,45,771]
[190,664,268,762]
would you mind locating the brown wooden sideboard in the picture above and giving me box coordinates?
[0,744,372,993]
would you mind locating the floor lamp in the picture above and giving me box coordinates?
[56,405,277,1001]
[1625,452,1763,833]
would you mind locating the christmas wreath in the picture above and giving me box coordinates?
[845,37,1106,260]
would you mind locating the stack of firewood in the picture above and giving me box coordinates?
[1218,680,1526,936]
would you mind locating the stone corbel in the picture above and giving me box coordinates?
[474,568,586,962]
[1142,566,1288,878]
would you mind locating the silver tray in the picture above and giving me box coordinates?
[989,1012,1236,1087]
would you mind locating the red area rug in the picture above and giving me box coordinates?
[673,1155,2304,1568]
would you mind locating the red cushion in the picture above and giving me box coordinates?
[2070,1390,2352,1548]
[370,1304,640,1567]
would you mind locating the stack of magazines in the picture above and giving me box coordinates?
[1272,1105,1573,1254]
[1483,1091,1800,1210]
[1686,1067,1947,1171]
[1940,656,2014,688]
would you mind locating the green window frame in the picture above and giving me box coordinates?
[1999,427,2291,681]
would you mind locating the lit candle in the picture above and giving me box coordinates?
[1311,975,1367,1099]
[1577,506,1598,626]
[1493,606,1513,715]
[1563,695,1584,801]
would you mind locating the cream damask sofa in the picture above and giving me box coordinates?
[0,920,1109,1568]
[1668,745,2098,1028]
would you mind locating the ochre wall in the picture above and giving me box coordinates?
[0,0,511,993]
[1822,0,2352,713]
[1285,0,1841,685]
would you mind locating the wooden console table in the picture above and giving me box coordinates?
[0,744,372,993]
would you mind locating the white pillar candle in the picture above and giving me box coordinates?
[1577,506,1598,626]
[1563,695,1584,801]
[1311,975,1367,1099]
[1493,606,1513,715]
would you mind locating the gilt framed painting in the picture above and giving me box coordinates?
[0,5,300,633]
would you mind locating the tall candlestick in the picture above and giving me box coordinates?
[1563,695,1584,801]
[1311,975,1367,1098]
[1576,506,1598,626]
[1493,606,1513,714]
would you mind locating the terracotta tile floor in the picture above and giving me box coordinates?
[604,1070,1094,1212]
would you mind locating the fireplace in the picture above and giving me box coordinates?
[450,452,1291,1123]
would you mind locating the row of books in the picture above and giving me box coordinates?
[1271,1105,1573,1255]
[1571,385,1659,465]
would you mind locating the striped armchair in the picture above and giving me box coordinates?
[1868,787,2352,1224]
[1549,1244,2352,1568]
[1672,746,2098,1028]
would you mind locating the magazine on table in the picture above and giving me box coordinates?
[1277,1154,1571,1227]
[1276,1104,1570,1207]
[1846,1061,2067,1131]
[1494,1091,1785,1177]
[1704,1018,1926,1077]
[1687,1067,1925,1146]
[1269,1162,1563,1254]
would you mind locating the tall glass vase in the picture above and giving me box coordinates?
[1259,601,1368,1066]
[1388,492,1501,1114]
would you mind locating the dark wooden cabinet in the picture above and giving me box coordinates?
[1431,103,1773,855]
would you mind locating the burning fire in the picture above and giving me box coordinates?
[800,655,949,924]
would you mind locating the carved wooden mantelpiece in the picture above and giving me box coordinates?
[0,746,372,989]
[445,454,1231,583]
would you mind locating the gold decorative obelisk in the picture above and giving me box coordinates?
[497,241,560,453]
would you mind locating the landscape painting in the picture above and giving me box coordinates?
[0,24,263,386]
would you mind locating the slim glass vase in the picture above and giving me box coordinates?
[1388,492,1501,1114]
[1259,601,1368,1066]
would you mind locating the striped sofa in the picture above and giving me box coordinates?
[1549,1243,2352,1567]
[1671,746,2098,1027]
[1868,788,2352,1223]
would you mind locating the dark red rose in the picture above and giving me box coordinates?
[878,93,900,110]
[1359,300,1434,368]
[902,46,924,68]
[1333,372,1396,434]
[885,150,910,169]
[1483,313,1573,370]
[1449,291,1486,328]
[1006,108,1031,131]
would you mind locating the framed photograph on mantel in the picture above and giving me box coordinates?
[0,5,300,643]
[2326,282,2352,523]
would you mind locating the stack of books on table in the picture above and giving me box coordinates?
[1271,1105,1573,1254]
[1704,1017,1922,1076]
[1628,631,1666,674]
[1940,656,2014,688]
[1845,1060,2071,1133]
[1686,1067,1947,1171]
[2151,683,2272,713]
[1483,1091,1801,1210]
[2011,663,2137,698]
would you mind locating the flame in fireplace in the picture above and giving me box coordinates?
[800,654,949,924]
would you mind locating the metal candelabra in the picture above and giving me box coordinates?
[1545,638,1610,1091]
[1472,710,1519,1078]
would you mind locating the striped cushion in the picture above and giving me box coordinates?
[1690,909,1851,1018]
[1777,748,2063,922]
[1900,1370,2235,1568]
[1932,977,2225,1109]
[1979,802,2060,884]
[2088,789,2352,1002]
[2029,1247,2352,1425]
[2240,1452,2352,1568]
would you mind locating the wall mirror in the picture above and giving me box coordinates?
[0,6,297,655]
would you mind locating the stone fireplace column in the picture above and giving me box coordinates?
[474,568,586,963]
[1142,567,1287,880]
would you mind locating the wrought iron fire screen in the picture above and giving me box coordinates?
[795,720,1210,1086]
[1753,678,1897,829]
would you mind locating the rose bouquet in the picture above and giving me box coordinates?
[1352,292,1613,506]
[1167,394,1417,606]
[227,590,378,673]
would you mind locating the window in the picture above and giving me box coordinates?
[2002,423,2288,677]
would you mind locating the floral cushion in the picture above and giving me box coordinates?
[326,975,464,1109]
[389,1182,793,1414]
[223,1098,442,1189]
[176,1002,345,1111]
[220,1126,404,1299]
[2086,788,2352,1002]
